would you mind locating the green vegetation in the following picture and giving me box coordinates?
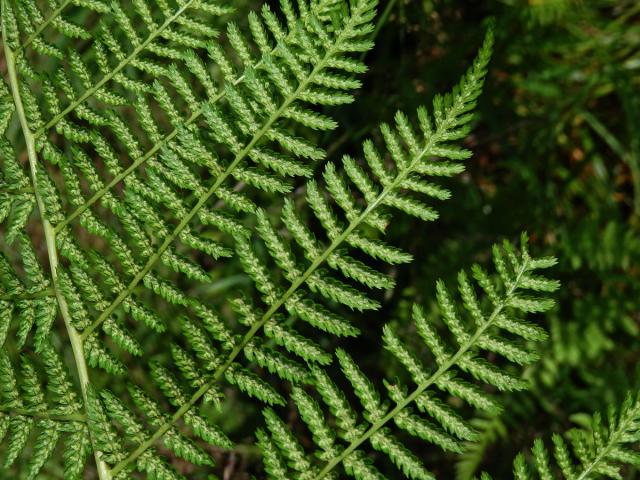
[0,0,638,478]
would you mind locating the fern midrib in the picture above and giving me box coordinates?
[110,54,469,474]
[17,0,74,51]
[1,24,112,480]
[79,18,348,341]
[33,0,197,138]
[314,260,529,479]
[574,406,638,480]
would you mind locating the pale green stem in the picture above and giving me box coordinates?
[2,16,111,480]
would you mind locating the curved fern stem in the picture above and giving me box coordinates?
[314,261,528,479]
[33,0,198,138]
[17,0,73,51]
[109,50,476,473]
[2,17,112,480]
[79,20,350,341]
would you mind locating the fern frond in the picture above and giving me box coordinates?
[12,0,229,132]
[1,0,376,385]
[0,77,33,246]
[21,0,376,372]
[8,0,109,54]
[257,234,559,479]
[1,2,516,478]
[1,1,382,476]
[0,236,58,350]
[484,391,640,480]
[101,21,493,476]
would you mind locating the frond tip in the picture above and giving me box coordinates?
[257,233,559,479]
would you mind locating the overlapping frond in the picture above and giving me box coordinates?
[257,235,559,479]
[0,236,58,351]
[85,382,233,479]
[3,0,381,475]
[1,1,535,478]
[99,23,495,477]
[491,391,640,480]
[219,20,494,398]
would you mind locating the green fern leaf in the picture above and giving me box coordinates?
[258,234,559,479]
[99,20,493,476]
